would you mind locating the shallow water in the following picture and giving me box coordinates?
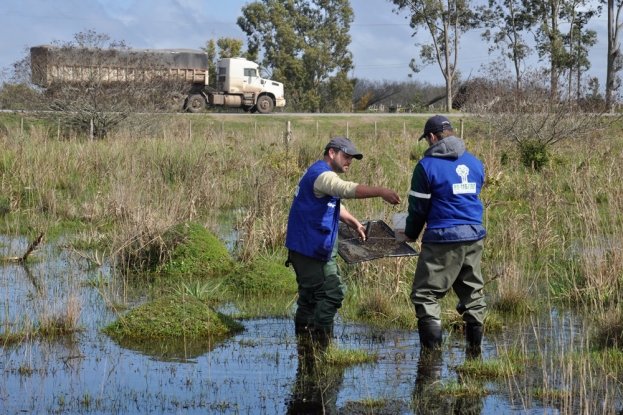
[0,237,621,414]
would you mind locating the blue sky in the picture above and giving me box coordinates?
[0,0,612,91]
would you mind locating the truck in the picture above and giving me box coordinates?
[30,45,286,114]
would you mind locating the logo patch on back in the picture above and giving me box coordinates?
[453,165,477,194]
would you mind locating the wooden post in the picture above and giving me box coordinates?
[346,122,349,138]
[375,121,377,138]
[316,121,318,137]
[460,119,464,140]
[90,118,94,141]
[286,121,291,143]
[21,117,23,135]
[57,120,60,140]
[222,120,225,136]
[403,122,406,139]
[189,120,192,141]
[286,121,291,178]
[254,120,257,136]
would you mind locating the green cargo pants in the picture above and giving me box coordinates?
[288,241,346,332]
[411,239,486,325]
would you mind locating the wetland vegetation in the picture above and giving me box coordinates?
[1,112,623,413]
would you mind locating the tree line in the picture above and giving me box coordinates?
[231,0,622,112]
[1,0,622,119]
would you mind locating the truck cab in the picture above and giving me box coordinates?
[212,58,285,113]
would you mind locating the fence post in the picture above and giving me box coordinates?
[460,119,464,140]
[346,121,349,138]
[286,121,292,178]
[286,120,291,144]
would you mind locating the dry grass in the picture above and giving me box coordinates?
[2,114,623,330]
[4,113,623,411]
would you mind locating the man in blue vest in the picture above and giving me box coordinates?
[402,115,487,356]
[286,137,401,342]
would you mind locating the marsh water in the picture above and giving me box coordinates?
[0,236,620,414]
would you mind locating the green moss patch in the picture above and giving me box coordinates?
[223,256,297,294]
[157,222,234,278]
[104,294,243,339]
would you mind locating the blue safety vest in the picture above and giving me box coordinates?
[286,160,340,261]
[419,152,484,230]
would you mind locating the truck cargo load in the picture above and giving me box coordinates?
[30,45,285,113]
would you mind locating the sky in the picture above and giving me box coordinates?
[0,0,612,92]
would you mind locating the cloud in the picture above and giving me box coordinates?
[0,0,610,90]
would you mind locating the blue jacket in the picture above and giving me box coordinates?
[405,135,486,243]
[286,160,340,261]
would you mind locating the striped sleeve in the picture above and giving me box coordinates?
[405,163,430,240]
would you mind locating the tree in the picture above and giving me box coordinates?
[479,0,533,89]
[524,0,598,99]
[12,30,189,138]
[563,14,597,100]
[604,0,623,112]
[238,0,354,113]
[465,64,608,170]
[201,37,246,87]
[388,0,478,111]
[200,39,218,87]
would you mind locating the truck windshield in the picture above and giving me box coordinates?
[244,69,257,77]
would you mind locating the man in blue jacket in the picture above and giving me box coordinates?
[402,115,487,355]
[286,137,401,342]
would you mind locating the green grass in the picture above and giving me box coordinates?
[456,356,525,379]
[2,111,623,334]
[103,294,244,338]
[320,345,378,366]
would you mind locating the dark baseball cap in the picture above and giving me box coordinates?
[325,137,363,160]
[419,115,453,141]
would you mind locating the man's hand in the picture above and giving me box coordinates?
[401,234,416,243]
[381,188,401,205]
[356,224,367,241]
[354,185,402,204]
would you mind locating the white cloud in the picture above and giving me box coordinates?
[0,0,611,90]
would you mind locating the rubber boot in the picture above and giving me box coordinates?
[418,319,442,351]
[294,321,313,336]
[465,322,483,359]
[312,325,333,351]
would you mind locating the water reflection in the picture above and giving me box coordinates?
[2,236,622,413]
[413,350,484,414]
[112,335,225,363]
[286,334,344,415]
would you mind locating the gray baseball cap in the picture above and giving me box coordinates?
[325,137,363,160]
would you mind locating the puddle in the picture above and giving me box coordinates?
[0,236,621,413]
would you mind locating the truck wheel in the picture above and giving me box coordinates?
[185,94,205,113]
[256,96,274,114]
